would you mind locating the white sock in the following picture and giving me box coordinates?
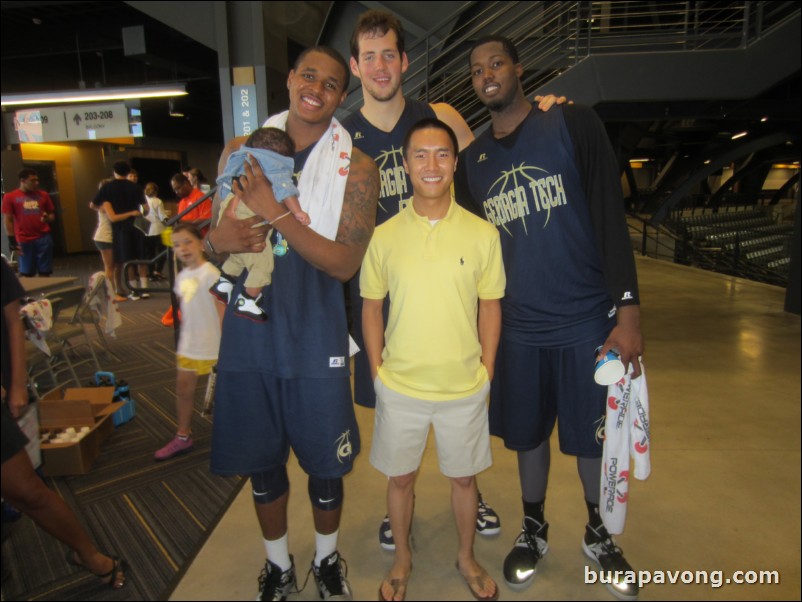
[264,533,292,572]
[314,530,338,566]
[140,277,149,289]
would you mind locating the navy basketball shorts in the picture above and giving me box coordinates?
[210,370,360,478]
[113,228,145,263]
[489,337,608,457]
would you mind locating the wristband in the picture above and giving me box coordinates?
[204,234,217,255]
[268,211,292,226]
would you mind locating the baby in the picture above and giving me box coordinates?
[210,127,309,321]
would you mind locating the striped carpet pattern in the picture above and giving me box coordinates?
[1,256,244,601]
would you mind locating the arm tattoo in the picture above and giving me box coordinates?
[337,148,379,247]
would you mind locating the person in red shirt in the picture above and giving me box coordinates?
[172,173,211,226]
[2,169,56,277]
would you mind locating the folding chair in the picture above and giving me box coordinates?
[22,299,82,399]
[46,295,102,373]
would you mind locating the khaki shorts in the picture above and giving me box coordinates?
[370,377,492,478]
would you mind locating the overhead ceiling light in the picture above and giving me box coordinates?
[1,84,187,106]
[629,158,652,163]
[731,131,748,140]
[760,116,768,122]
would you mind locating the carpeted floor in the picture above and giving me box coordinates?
[1,254,244,601]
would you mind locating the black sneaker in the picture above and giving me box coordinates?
[378,514,395,551]
[582,523,639,601]
[256,557,296,601]
[311,551,352,600]
[476,492,501,536]
[503,516,549,590]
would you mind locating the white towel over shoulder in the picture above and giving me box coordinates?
[262,112,352,241]
[600,362,651,534]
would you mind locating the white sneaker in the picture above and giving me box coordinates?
[234,293,267,322]
[476,492,501,536]
[209,275,234,304]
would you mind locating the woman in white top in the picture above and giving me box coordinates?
[90,178,141,302]
[91,178,116,298]
[144,182,168,278]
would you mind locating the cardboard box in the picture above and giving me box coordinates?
[38,387,125,476]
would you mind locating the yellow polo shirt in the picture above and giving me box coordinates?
[360,200,506,401]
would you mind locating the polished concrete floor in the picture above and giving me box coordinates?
[171,256,801,601]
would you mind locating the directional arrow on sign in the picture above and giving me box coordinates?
[73,114,82,125]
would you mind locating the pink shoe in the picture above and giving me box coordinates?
[154,435,193,461]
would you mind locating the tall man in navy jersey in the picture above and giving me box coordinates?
[207,47,379,601]
[455,36,644,601]
[342,10,473,413]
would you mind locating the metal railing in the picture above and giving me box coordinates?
[341,1,799,128]
[627,212,683,263]
[634,204,793,285]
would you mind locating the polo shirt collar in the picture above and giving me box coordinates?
[403,198,460,226]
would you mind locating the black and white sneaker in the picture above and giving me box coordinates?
[582,524,639,601]
[209,274,235,304]
[476,492,501,536]
[234,292,267,322]
[311,551,353,600]
[503,516,549,590]
[256,556,296,601]
[378,493,417,551]
[378,515,395,551]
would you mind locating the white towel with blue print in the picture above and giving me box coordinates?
[262,112,352,241]
[600,361,651,534]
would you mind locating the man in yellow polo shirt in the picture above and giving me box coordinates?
[361,118,505,602]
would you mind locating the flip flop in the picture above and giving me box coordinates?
[455,561,499,601]
[66,551,127,589]
[378,569,411,601]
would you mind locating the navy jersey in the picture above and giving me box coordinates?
[217,145,350,379]
[342,99,435,226]
[456,106,616,347]
[342,98,436,407]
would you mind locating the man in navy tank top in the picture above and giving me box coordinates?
[455,36,644,601]
[207,47,379,601]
